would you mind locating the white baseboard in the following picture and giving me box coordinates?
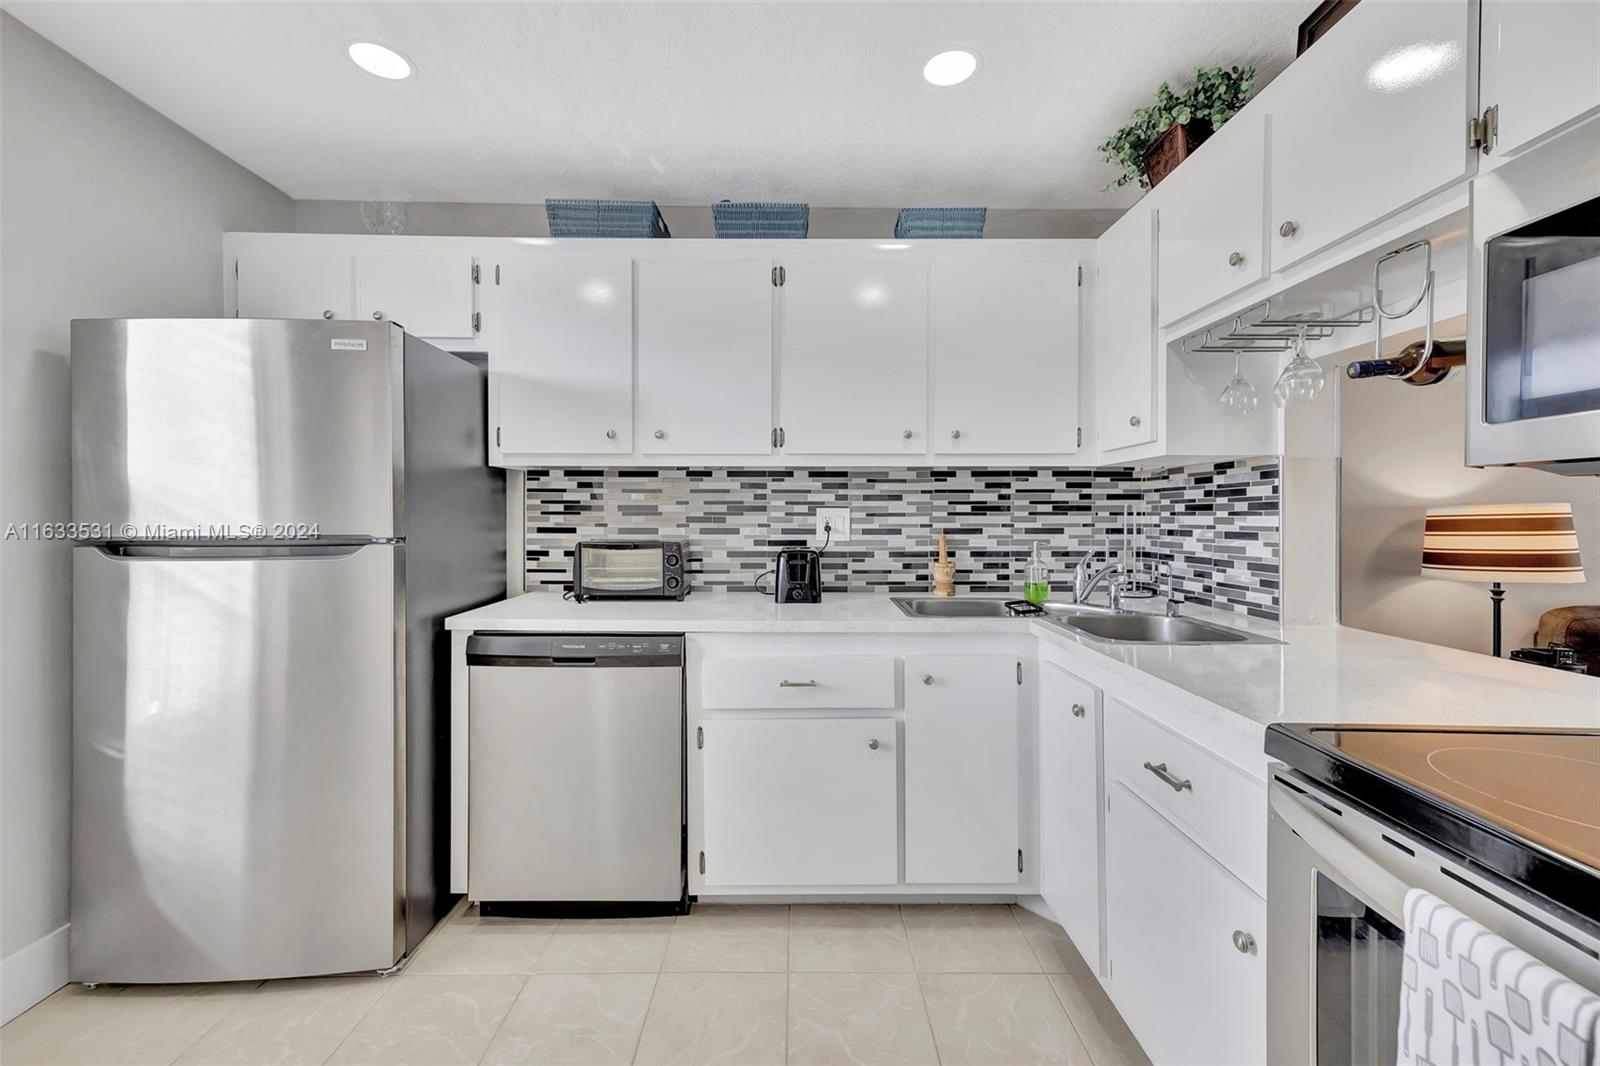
[1,923,69,1025]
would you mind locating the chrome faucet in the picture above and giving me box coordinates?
[1073,547,1131,612]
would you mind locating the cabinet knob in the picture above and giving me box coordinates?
[372,311,385,320]
[902,429,914,440]
[1227,252,1245,267]
[322,310,335,320]
[1129,415,1141,427]
[867,738,881,750]
[1279,220,1298,238]
[1232,930,1257,954]
[1071,703,1086,718]
[605,429,617,440]
[654,429,666,440]
[950,429,962,440]
[922,674,935,686]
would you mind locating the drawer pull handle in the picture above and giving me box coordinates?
[1071,703,1086,718]
[779,679,818,688]
[1227,251,1245,267]
[1232,930,1256,954]
[867,738,880,750]
[1143,761,1192,792]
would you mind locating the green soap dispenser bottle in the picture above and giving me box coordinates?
[1024,541,1051,605]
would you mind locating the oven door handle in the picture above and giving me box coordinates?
[1270,786,1410,918]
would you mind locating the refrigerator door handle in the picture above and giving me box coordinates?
[98,542,381,560]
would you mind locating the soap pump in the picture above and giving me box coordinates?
[1024,541,1051,605]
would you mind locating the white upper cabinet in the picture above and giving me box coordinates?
[904,655,1021,885]
[236,247,353,321]
[354,252,477,340]
[637,258,774,455]
[1156,112,1267,325]
[1039,659,1104,974]
[779,257,929,455]
[1478,0,1600,166]
[933,257,1081,455]
[493,256,633,456]
[1092,204,1158,452]
[1270,1,1470,270]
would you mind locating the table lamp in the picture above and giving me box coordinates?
[1421,503,1586,656]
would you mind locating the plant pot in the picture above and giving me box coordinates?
[1142,119,1213,188]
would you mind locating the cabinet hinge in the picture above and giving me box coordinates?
[495,264,501,285]
[1076,264,1083,287]
[772,266,779,287]
[472,311,481,333]
[471,263,480,284]
[1018,848,1025,874]
[1108,958,1114,979]
[1468,105,1499,154]
[496,426,501,448]
[698,851,706,875]
[1076,427,1083,449]
[233,258,239,280]
[696,726,704,750]
[1017,661,1023,685]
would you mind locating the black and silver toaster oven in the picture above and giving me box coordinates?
[573,540,686,601]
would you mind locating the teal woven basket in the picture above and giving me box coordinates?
[546,199,671,238]
[712,201,810,239]
[894,207,986,239]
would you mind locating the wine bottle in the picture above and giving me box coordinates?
[1345,339,1466,385]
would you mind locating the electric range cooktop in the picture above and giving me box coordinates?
[1266,724,1600,924]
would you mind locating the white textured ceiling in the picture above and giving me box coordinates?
[7,0,1312,208]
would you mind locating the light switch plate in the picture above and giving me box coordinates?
[817,507,851,542]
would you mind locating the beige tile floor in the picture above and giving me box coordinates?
[0,904,1149,1066]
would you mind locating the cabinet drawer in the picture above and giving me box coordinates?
[701,656,896,709]
[1103,696,1266,894]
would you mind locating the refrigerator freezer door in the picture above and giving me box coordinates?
[71,543,402,982]
[71,318,402,538]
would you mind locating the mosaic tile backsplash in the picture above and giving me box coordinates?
[523,458,1281,619]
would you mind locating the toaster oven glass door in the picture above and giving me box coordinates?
[580,547,664,593]
[1483,198,1600,425]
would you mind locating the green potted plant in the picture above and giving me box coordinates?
[1099,65,1257,190]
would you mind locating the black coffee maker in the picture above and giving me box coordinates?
[773,549,823,603]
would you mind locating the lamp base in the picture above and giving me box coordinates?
[1490,581,1505,658]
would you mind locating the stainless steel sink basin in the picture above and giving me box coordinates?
[1062,613,1258,644]
[891,597,1019,618]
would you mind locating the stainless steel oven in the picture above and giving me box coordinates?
[1468,116,1600,474]
[1265,726,1600,1065]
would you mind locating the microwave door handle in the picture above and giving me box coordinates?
[1270,786,1409,921]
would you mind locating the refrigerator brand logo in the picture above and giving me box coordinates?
[330,338,368,351]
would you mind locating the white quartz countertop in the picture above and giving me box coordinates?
[447,591,1600,735]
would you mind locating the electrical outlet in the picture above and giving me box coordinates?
[816,507,851,542]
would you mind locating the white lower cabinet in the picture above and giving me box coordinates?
[904,655,1021,884]
[1104,780,1266,1065]
[699,716,897,887]
[1038,659,1103,973]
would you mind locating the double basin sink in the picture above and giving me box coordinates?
[890,596,1273,645]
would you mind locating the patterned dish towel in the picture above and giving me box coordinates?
[1398,889,1600,1065]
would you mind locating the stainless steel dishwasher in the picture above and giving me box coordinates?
[466,633,687,916]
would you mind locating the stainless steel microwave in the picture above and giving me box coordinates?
[573,540,686,601]
[1467,117,1600,475]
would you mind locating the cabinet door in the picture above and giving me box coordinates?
[904,655,1020,884]
[933,257,1080,455]
[1093,204,1158,451]
[235,247,353,321]
[1479,0,1600,166]
[1105,780,1265,1066]
[1157,112,1266,325]
[1270,1,1470,270]
[493,257,633,455]
[637,258,774,454]
[779,258,928,454]
[700,717,897,886]
[355,252,477,339]
[1039,661,1102,973]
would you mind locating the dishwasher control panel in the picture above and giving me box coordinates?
[466,632,684,664]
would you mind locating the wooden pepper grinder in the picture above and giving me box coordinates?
[932,532,956,597]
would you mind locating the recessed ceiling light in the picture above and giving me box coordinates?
[348,42,413,80]
[923,49,979,87]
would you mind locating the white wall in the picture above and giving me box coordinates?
[0,13,292,1021]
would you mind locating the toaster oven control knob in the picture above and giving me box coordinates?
[665,554,680,568]
[666,575,681,591]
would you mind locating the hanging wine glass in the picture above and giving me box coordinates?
[1218,350,1259,416]
[1273,324,1327,408]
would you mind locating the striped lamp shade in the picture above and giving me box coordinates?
[1420,503,1585,584]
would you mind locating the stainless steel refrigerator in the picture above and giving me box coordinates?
[69,318,505,983]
